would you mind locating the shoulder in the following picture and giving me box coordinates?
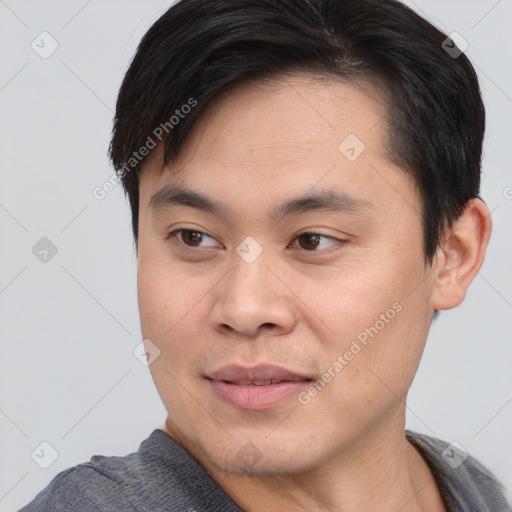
[19,429,243,512]
[406,430,512,512]
[18,454,140,512]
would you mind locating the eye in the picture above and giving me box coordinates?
[167,229,220,249]
[290,232,343,252]
[166,229,345,253]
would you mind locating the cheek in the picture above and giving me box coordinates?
[137,263,206,408]
[306,260,403,341]
[306,247,430,388]
[137,256,197,344]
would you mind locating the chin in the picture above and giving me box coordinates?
[201,435,321,477]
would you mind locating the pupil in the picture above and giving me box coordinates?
[301,233,319,250]
[184,230,202,246]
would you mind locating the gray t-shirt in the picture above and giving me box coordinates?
[19,429,512,511]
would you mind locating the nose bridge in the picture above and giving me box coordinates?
[225,243,272,304]
[211,240,296,337]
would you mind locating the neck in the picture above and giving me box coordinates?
[175,412,446,512]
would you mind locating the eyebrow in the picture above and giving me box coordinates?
[148,184,373,222]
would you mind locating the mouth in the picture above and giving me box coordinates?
[222,379,306,386]
[205,364,313,410]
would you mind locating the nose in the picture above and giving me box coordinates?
[210,250,297,339]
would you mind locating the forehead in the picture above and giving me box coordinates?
[139,74,418,220]
[181,74,389,164]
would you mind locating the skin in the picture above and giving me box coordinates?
[136,74,491,512]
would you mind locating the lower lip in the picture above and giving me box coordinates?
[208,379,311,410]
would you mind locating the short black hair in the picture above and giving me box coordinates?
[109,0,485,263]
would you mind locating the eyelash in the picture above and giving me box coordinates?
[165,228,346,254]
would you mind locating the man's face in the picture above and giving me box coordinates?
[137,75,436,475]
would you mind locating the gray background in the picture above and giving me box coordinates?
[1,1,511,510]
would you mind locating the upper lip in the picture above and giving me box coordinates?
[206,364,312,383]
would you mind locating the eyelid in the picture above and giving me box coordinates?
[166,228,222,249]
[289,231,345,252]
[167,228,347,254]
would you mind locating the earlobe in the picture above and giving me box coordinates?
[431,198,492,310]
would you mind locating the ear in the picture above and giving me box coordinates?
[431,198,492,310]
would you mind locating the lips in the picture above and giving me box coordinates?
[206,364,313,410]
[235,380,294,386]
[206,364,312,384]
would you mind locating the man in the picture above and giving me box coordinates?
[21,0,511,511]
